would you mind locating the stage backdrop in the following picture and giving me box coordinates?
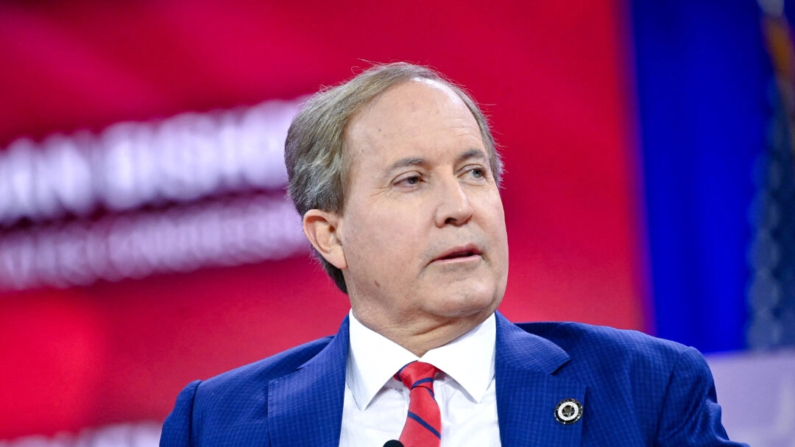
[1,0,774,443]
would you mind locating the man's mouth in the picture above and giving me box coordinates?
[434,245,482,262]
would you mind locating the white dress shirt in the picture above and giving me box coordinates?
[339,311,501,447]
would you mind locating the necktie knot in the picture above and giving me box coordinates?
[394,361,439,391]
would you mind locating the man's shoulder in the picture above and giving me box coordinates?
[514,320,694,375]
[516,320,686,351]
[197,334,335,399]
[506,321,745,446]
[162,332,344,443]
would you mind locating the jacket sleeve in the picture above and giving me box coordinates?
[655,347,748,447]
[160,380,202,447]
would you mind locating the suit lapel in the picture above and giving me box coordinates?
[495,312,586,447]
[265,313,586,446]
[267,317,349,447]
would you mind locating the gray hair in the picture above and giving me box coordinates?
[284,62,502,293]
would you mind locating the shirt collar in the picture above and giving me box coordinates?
[346,311,496,411]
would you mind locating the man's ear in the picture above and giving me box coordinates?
[303,209,347,270]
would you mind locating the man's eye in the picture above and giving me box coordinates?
[466,167,486,179]
[397,175,421,186]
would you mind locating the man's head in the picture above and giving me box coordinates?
[285,63,508,337]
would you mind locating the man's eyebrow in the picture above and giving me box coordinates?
[458,149,488,161]
[387,157,427,172]
[457,148,488,164]
[385,149,487,173]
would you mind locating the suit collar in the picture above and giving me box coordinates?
[494,311,570,374]
[267,316,349,447]
[266,312,587,447]
[495,312,586,446]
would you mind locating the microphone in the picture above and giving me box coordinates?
[383,441,404,447]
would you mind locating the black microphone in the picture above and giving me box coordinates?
[383,441,404,447]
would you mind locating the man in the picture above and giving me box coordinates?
[161,63,745,446]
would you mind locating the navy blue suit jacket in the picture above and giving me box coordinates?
[160,312,745,446]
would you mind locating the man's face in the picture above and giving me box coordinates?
[337,79,509,329]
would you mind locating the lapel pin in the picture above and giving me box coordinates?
[554,398,583,425]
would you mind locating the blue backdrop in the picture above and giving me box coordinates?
[632,0,771,353]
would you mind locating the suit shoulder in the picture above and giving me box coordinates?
[164,333,342,444]
[508,321,740,445]
[516,321,691,374]
[197,335,334,399]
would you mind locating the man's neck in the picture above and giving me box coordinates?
[350,308,494,357]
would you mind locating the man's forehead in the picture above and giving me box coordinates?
[341,77,484,180]
[350,79,475,136]
[411,77,466,105]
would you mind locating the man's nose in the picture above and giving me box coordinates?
[434,177,474,227]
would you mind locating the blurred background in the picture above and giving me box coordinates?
[0,0,792,445]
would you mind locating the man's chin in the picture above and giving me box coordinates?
[426,291,502,320]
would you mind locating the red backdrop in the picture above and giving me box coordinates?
[0,0,647,439]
